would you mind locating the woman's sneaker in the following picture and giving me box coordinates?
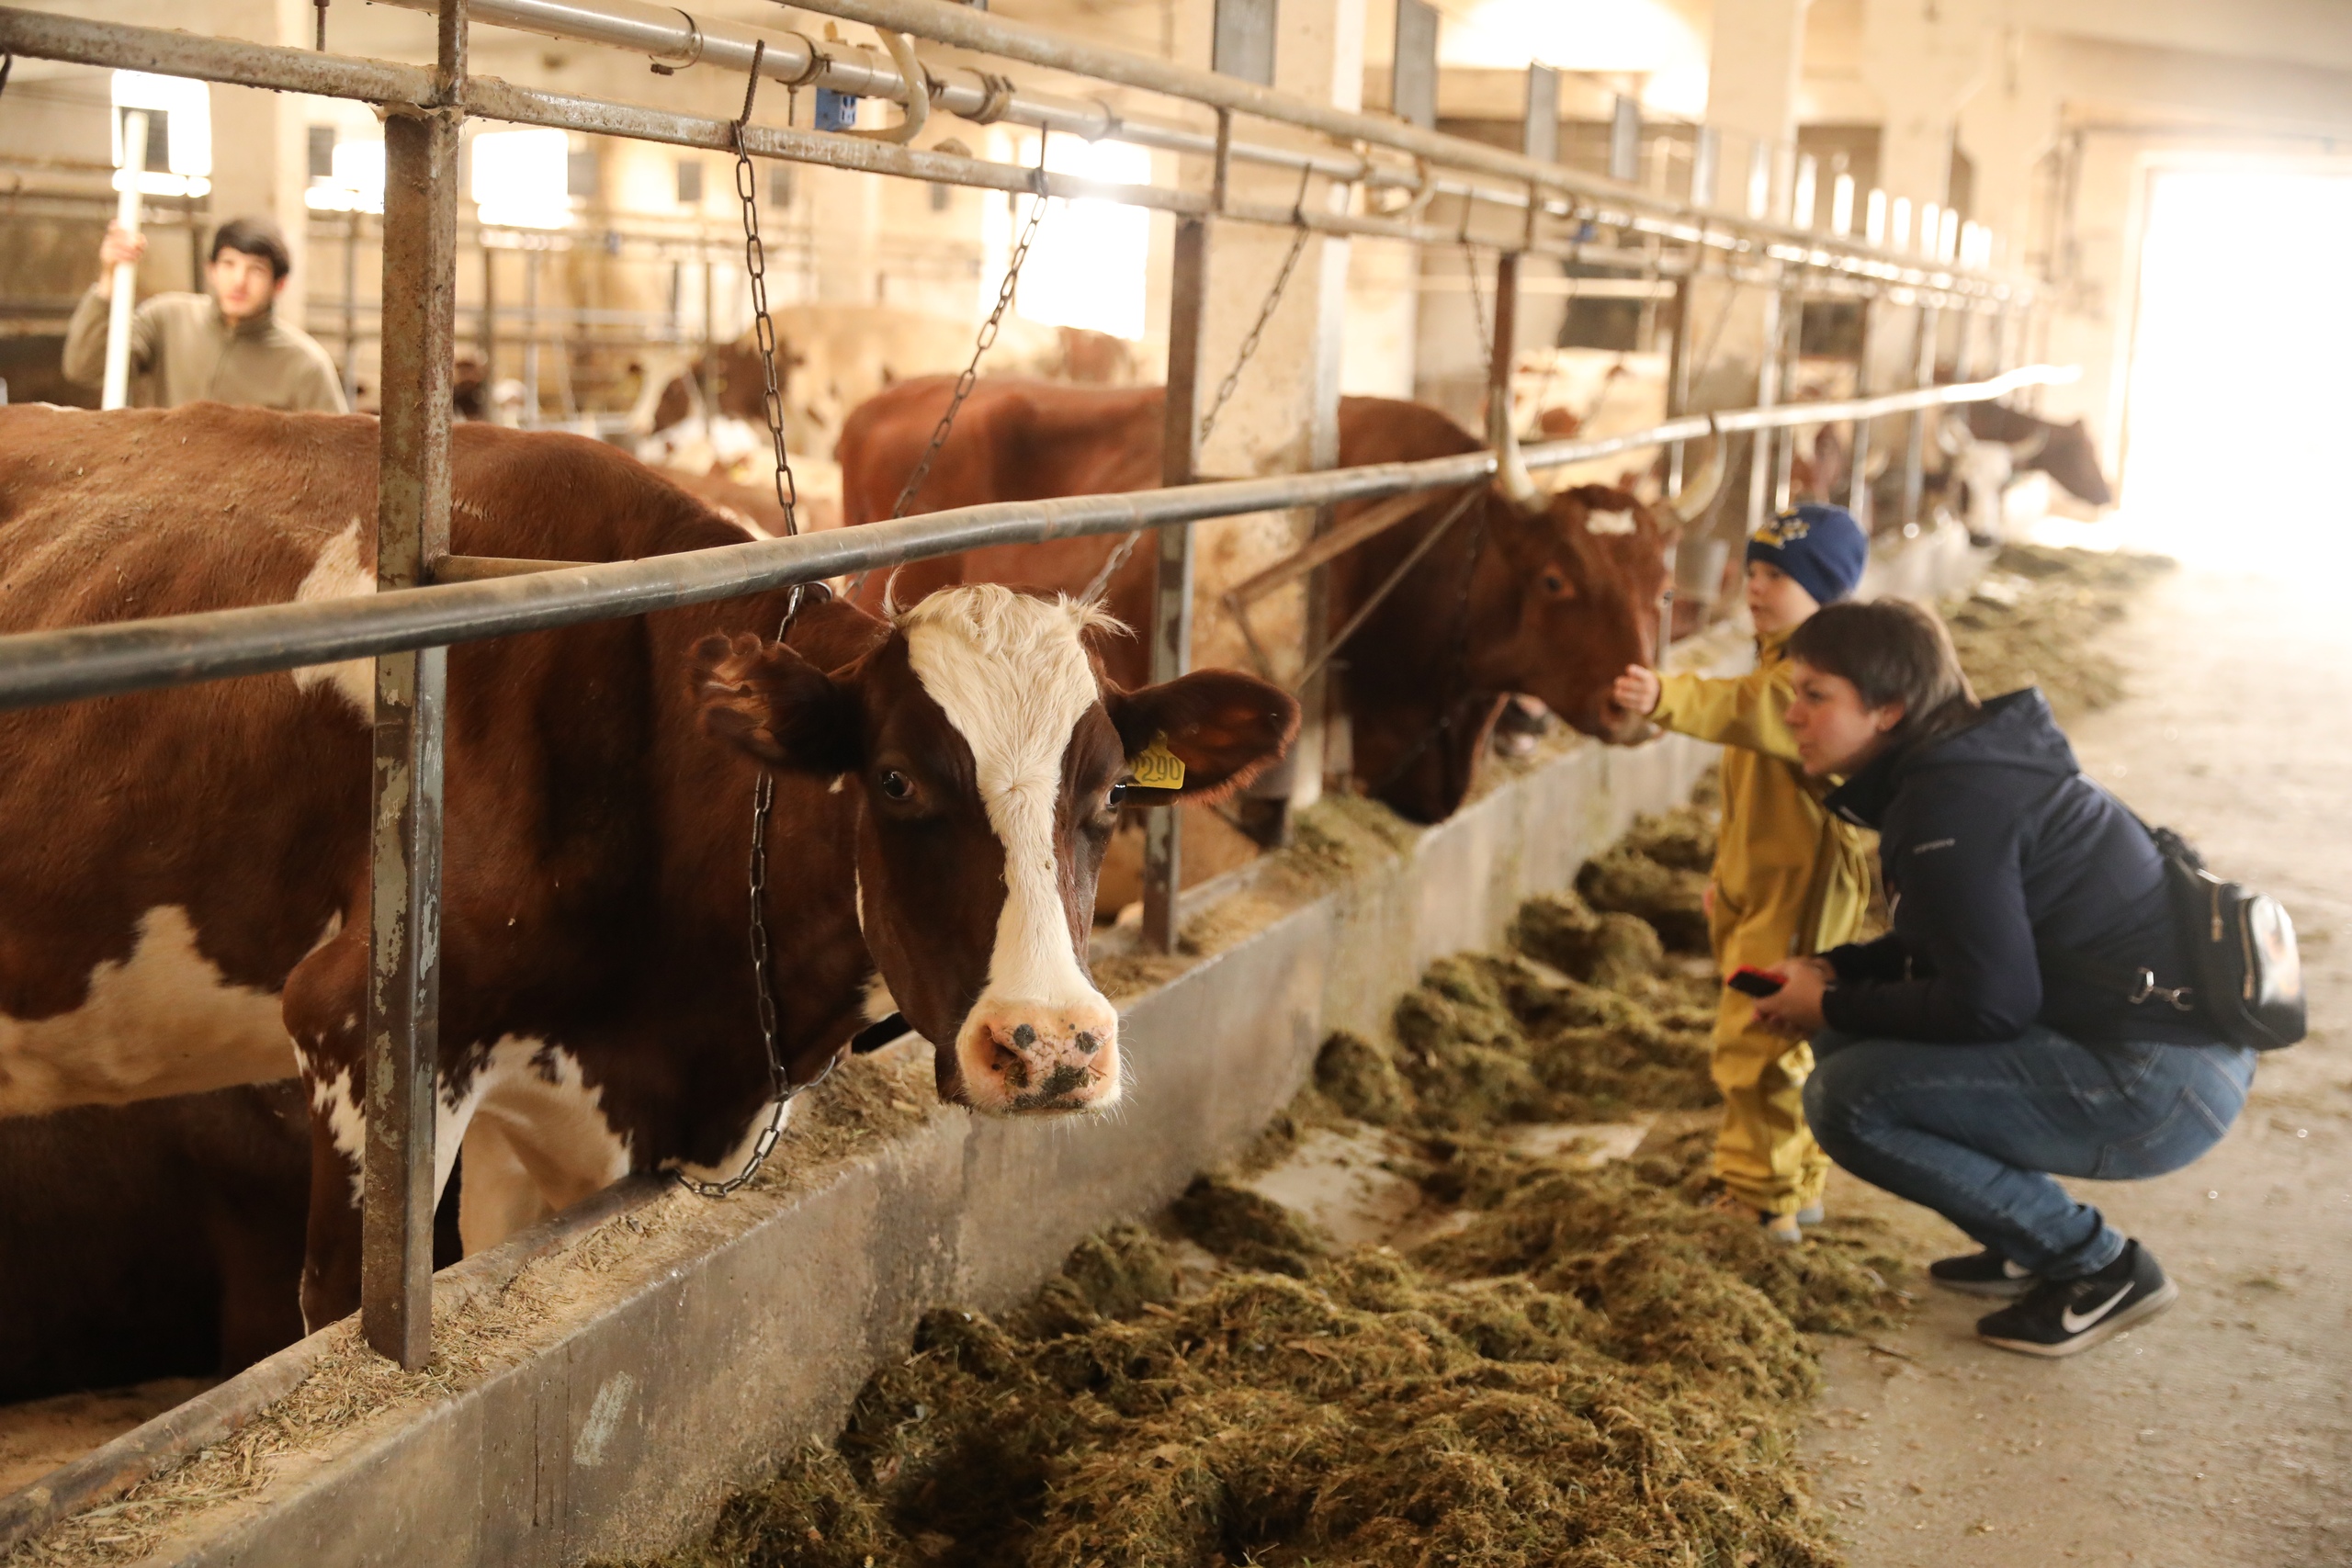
[1928,1248,2038,1298]
[1975,1240,2177,1358]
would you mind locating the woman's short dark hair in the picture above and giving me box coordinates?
[1786,597,1980,750]
[209,217,291,281]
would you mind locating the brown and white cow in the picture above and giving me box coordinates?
[835,379,1718,824]
[0,403,1295,1327]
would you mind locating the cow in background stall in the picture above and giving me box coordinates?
[628,306,1140,472]
[836,378,1719,828]
[0,1085,467,1399]
[0,404,1295,1330]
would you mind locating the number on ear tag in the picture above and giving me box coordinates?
[1131,734,1186,790]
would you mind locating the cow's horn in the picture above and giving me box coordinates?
[1487,388,1544,514]
[1657,419,1724,529]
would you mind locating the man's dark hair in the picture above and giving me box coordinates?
[209,217,291,281]
[1786,597,1980,750]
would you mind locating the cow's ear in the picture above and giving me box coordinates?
[1105,670,1300,806]
[691,634,862,774]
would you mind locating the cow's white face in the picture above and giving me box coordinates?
[898,589,1129,1113]
[692,585,1301,1118]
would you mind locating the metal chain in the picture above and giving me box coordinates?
[887,142,1053,525]
[1462,240,1493,369]
[1195,164,1316,447]
[1087,166,1316,607]
[845,141,1055,602]
[730,40,801,542]
[681,39,822,1201]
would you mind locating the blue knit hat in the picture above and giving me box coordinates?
[1747,504,1868,606]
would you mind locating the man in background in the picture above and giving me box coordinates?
[63,216,347,413]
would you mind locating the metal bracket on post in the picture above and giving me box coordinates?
[1141,213,1208,953]
[363,0,463,1372]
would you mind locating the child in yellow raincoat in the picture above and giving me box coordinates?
[1612,504,1875,1242]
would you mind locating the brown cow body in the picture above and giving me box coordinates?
[0,404,1294,1329]
[838,378,1691,824]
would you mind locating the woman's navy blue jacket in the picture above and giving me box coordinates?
[1818,688,2224,1048]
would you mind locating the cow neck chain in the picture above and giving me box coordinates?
[1086,166,1317,608]
[679,45,819,1201]
[847,139,1054,603]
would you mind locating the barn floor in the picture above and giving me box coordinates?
[1803,564,2352,1566]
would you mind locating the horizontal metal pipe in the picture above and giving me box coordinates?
[0,367,2072,714]
[379,0,1395,189]
[0,9,2025,300]
[788,0,2018,297]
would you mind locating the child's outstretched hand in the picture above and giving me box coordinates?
[1611,663,1661,716]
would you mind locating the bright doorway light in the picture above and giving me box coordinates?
[2119,167,2352,571]
[471,129,572,230]
[110,71,211,197]
[995,135,1150,341]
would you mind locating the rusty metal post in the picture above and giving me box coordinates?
[342,209,361,407]
[1849,293,1875,530]
[1141,213,1207,953]
[1658,269,1695,650]
[479,241,497,399]
[1743,277,1782,539]
[1770,286,1800,512]
[1900,300,1938,531]
[363,0,463,1371]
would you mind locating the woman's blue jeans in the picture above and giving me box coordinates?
[1802,1025,2256,1280]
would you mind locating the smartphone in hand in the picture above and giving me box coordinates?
[1726,965,1785,998]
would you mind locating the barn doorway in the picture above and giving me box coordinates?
[2120,166,2352,570]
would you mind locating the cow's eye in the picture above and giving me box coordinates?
[1105,783,1129,810]
[1542,568,1572,598]
[878,770,914,802]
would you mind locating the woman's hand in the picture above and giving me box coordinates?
[1611,664,1661,717]
[1751,958,1834,1035]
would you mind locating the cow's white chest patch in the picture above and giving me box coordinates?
[0,905,306,1117]
[291,517,377,717]
[314,1035,634,1256]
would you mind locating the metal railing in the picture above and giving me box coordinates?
[0,0,2056,1379]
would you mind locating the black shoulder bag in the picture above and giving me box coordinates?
[2043,823,2306,1053]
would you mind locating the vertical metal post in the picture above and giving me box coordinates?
[1770,288,1800,512]
[1609,96,1640,186]
[1953,302,1980,382]
[1849,294,1875,530]
[363,0,462,1371]
[1744,280,1782,538]
[523,248,541,424]
[1659,270,1694,651]
[479,242,496,401]
[1900,301,1938,531]
[1141,214,1208,953]
[1390,0,1438,130]
[342,209,361,408]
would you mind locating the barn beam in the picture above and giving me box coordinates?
[363,0,465,1371]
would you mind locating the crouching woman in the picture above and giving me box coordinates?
[1749,599,2253,1358]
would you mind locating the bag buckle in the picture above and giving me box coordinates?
[2130,968,2197,1012]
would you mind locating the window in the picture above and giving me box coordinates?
[769,164,795,209]
[308,125,336,181]
[471,129,571,229]
[566,147,599,200]
[929,181,952,213]
[992,135,1149,341]
[675,159,704,205]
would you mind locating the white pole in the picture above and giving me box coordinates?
[101,108,149,412]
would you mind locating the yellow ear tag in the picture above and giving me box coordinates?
[1131,733,1187,790]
